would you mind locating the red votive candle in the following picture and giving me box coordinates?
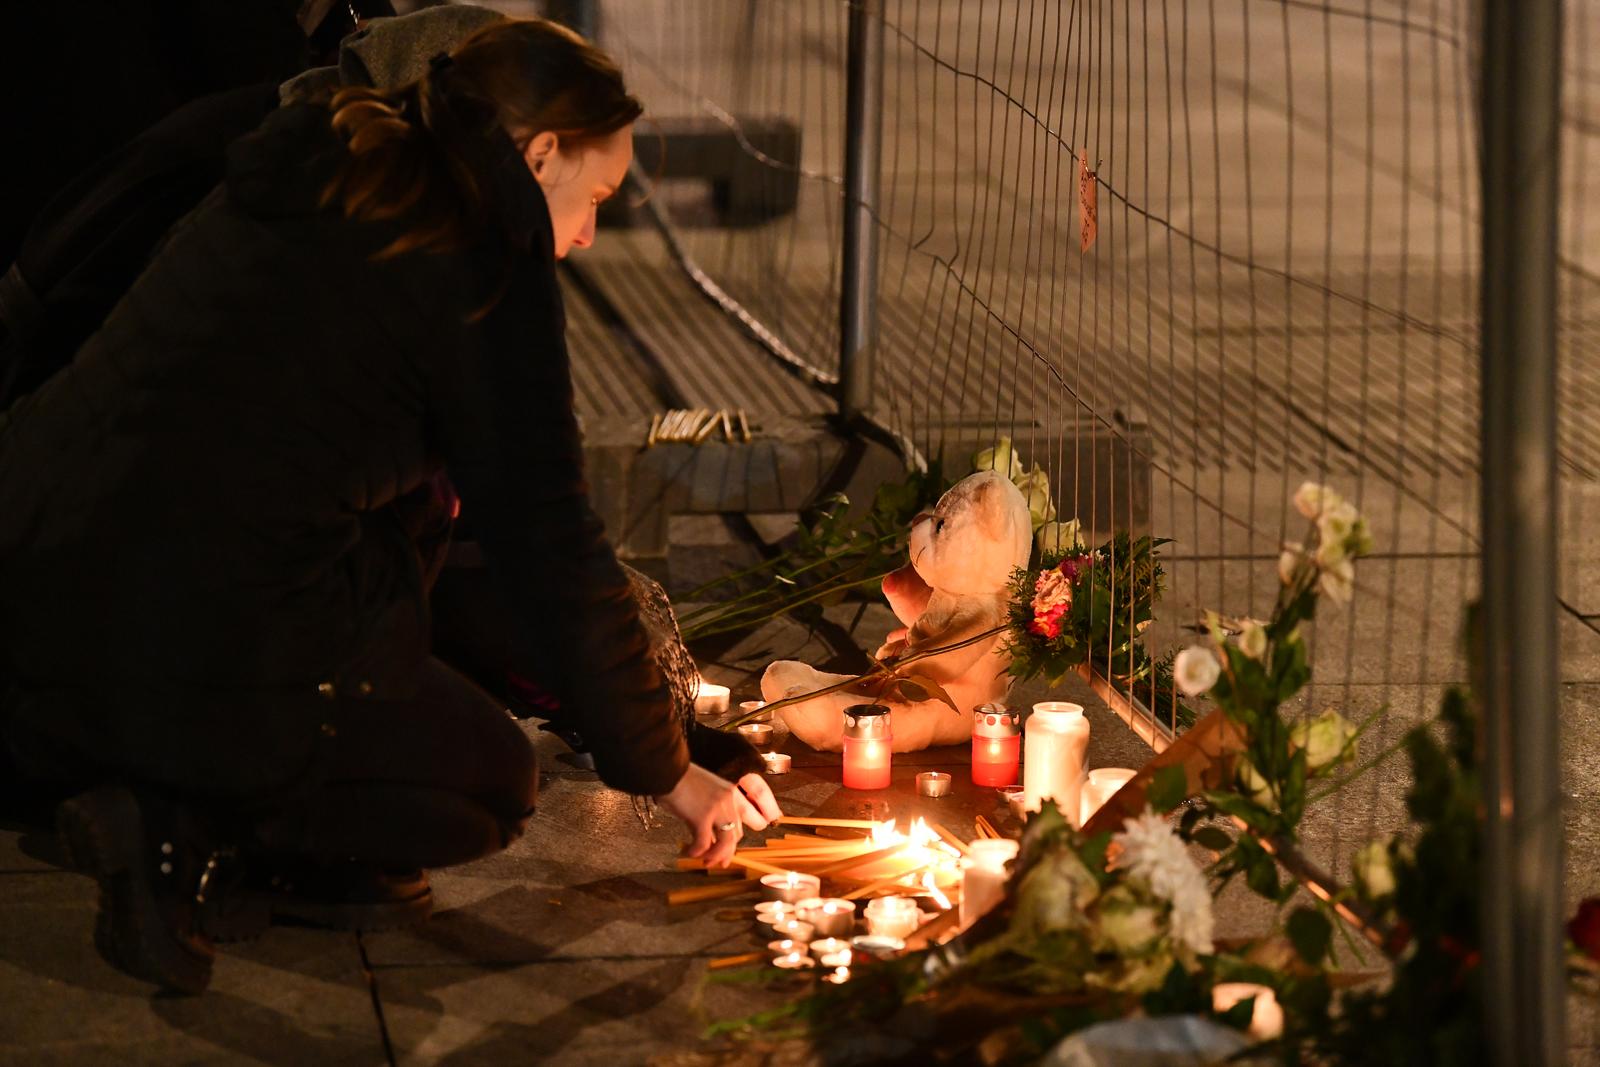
[841,704,892,790]
[971,703,1021,787]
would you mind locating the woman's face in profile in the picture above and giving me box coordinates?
[523,124,634,259]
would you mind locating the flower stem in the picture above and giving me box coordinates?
[722,624,1008,728]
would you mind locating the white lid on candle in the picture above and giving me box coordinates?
[1029,701,1086,729]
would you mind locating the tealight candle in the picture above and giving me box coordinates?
[998,785,1026,820]
[841,704,892,790]
[959,838,1020,929]
[739,699,771,723]
[771,918,815,943]
[772,952,815,970]
[1212,983,1285,1040]
[1022,701,1091,825]
[915,771,952,798]
[754,901,797,933]
[808,937,853,968]
[761,871,822,903]
[738,722,774,749]
[971,704,1022,787]
[797,897,856,938]
[821,965,851,984]
[766,938,806,959]
[695,680,730,717]
[863,895,921,940]
[1080,767,1138,826]
[762,752,792,775]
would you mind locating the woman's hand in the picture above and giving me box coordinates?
[656,765,785,868]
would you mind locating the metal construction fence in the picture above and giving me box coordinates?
[569,0,1591,1058]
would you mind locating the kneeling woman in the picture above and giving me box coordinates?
[0,18,777,993]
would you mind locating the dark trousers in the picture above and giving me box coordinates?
[254,656,538,871]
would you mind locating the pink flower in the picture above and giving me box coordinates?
[1031,569,1074,618]
[1028,604,1067,639]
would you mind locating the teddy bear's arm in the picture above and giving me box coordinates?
[900,596,1004,683]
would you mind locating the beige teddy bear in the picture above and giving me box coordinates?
[760,469,1034,752]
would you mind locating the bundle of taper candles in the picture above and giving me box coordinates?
[668,815,968,909]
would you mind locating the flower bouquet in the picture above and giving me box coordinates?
[1003,532,1198,731]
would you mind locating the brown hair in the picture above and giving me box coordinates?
[320,18,642,260]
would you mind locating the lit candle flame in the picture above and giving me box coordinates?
[921,869,953,910]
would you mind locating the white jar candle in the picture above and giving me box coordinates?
[1023,701,1091,825]
[959,838,1020,929]
[1080,767,1138,826]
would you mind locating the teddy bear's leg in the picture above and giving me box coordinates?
[759,661,859,752]
[884,698,974,752]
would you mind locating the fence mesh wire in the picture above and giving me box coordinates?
[581,0,1595,1044]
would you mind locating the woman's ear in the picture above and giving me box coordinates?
[523,131,560,177]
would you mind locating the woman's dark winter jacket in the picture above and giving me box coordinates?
[0,102,691,800]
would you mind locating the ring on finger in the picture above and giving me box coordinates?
[716,821,739,834]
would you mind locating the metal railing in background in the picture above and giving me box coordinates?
[583,2,1594,1060]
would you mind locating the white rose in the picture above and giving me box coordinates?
[1036,519,1085,556]
[973,437,1025,480]
[1174,646,1221,696]
[1238,619,1268,661]
[1290,709,1357,770]
[1350,517,1375,557]
[1315,534,1348,569]
[1317,501,1359,546]
[1235,756,1275,807]
[1278,544,1304,586]
[1014,466,1056,527]
[1293,481,1347,520]
[1352,839,1397,900]
[1318,557,1355,603]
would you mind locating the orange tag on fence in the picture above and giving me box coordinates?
[1078,156,1097,253]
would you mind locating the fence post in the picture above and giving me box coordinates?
[839,0,884,422]
[1478,0,1565,1063]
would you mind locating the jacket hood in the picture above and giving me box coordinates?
[279,5,508,104]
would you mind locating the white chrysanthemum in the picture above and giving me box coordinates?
[1111,810,1215,956]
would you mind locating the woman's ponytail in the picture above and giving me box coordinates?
[319,18,641,260]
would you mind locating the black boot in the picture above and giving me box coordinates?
[55,786,217,994]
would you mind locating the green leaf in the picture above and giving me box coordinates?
[1077,832,1113,879]
[1191,826,1234,852]
[896,674,960,713]
[1147,765,1191,812]
[1216,994,1258,1032]
[1287,906,1333,966]
[1246,849,1281,898]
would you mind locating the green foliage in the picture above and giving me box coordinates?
[678,460,949,641]
[1147,766,1190,814]
[1299,689,1489,1065]
[1287,907,1333,967]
